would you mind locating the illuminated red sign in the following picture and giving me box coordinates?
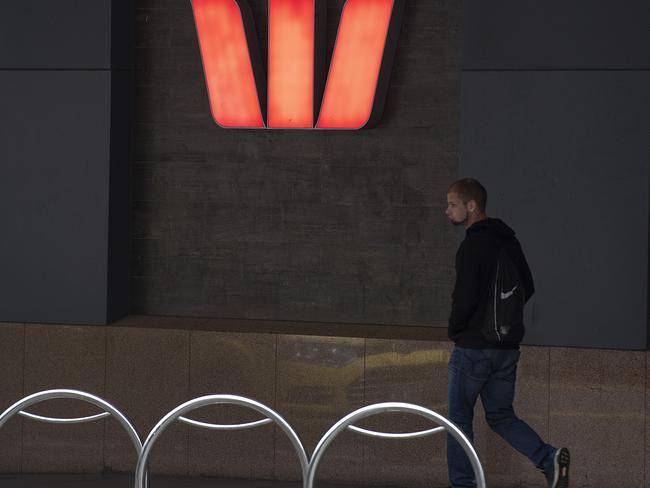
[191,0,404,129]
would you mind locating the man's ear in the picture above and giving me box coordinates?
[467,200,476,213]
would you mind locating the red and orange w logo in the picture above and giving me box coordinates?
[191,0,404,129]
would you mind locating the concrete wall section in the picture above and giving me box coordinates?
[0,323,645,488]
[129,0,461,328]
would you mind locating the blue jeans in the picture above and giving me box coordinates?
[447,347,555,488]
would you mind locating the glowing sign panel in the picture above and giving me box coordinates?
[268,0,315,128]
[192,0,265,128]
[191,0,404,129]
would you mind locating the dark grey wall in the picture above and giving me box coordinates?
[0,1,133,324]
[130,0,461,327]
[461,0,650,70]
[460,0,650,349]
[0,2,112,69]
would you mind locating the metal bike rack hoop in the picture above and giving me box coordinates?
[306,402,486,488]
[134,394,308,488]
[0,389,147,487]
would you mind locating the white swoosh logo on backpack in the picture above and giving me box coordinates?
[500,286,518,300]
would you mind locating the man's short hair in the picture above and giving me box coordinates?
[448,178,487,212]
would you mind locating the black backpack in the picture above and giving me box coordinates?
[480,246,525,345]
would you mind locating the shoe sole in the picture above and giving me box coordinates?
[552,447,570,488]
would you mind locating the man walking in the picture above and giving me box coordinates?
[445,178,569,488]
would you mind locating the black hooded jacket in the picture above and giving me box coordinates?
[449,218,535,349]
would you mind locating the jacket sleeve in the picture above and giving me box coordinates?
[448,241,481,338]
[514,239,535,302]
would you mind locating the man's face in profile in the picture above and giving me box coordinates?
[446,192,468,226]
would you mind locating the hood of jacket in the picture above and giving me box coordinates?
[466,217,515,239]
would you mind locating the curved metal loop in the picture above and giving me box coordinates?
[18,410,111,424]
[134,394,309,488]
[307,402,486,488]
[0,389,148,488]
[178,416,273,430]
[347,424,445,439]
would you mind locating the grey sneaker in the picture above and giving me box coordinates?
[547,447,570,488]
